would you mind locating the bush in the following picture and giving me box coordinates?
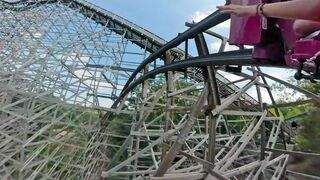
[295,109,320,153]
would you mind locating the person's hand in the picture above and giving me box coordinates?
[217,4,257,16]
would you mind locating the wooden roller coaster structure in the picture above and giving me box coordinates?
[0,0,319,179]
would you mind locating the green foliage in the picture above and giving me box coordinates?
[108,114,133,137]
[271,76,320,153]
[272,76,320,103]
[280,103,313,120]
[295,110,320,153]
[295,79,320,94]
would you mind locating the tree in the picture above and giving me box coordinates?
[271,77,320,152]
[295,109,320,153]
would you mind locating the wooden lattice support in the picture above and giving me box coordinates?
[1,1,320,180]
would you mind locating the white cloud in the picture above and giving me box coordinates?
[74,69,100,78]
[210,41,238,52]
[62,53,91,66]
[191,11,211,23]
[191,11,230,29]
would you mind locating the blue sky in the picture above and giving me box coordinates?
[90,0,222,40]
[90,0,235,55]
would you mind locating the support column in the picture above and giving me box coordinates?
[194,33,221,168]
[162,51,175,159]
[154,85,209,177]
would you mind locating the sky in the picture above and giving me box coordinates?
[90,0,221,40]
[89,0,239,65]
[88,0,300,103]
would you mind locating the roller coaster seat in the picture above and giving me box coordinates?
[291,31,320,61]
[229,0,268,45]
[229,0,286,62]
[229,0,320,81]
[291,31,320,81]
[229,0,320,63]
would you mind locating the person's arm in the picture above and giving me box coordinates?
[217,0,320,21]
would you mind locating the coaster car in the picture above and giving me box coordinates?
[229,0,320,82]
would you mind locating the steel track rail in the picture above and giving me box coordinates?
[121,10,231,91]
[113,49,287,106]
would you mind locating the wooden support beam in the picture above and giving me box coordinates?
[265,148,320,158]
[168,83,202,98]
[153,85,208,177]
[267,99,315,108]
[248,68,320,103]
[151,172,207,180]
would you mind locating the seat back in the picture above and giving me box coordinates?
[291,31,320,61]
[229,0,268,45]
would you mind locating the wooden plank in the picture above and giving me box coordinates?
[154,86,208,177]
[151,172,206,180]
[220,110,264,116]
[168,83,202,98]
[265,148,320,158]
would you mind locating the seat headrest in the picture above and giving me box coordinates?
[304,30,320,40]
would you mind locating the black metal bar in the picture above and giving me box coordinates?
[185,22,228,41]
[184,39,189,60]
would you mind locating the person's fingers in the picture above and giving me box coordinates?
[216,5,228,10]
[217,5,236,10]
[217,4,243,15]
[217,5,235,11]
[220,9,235,14]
